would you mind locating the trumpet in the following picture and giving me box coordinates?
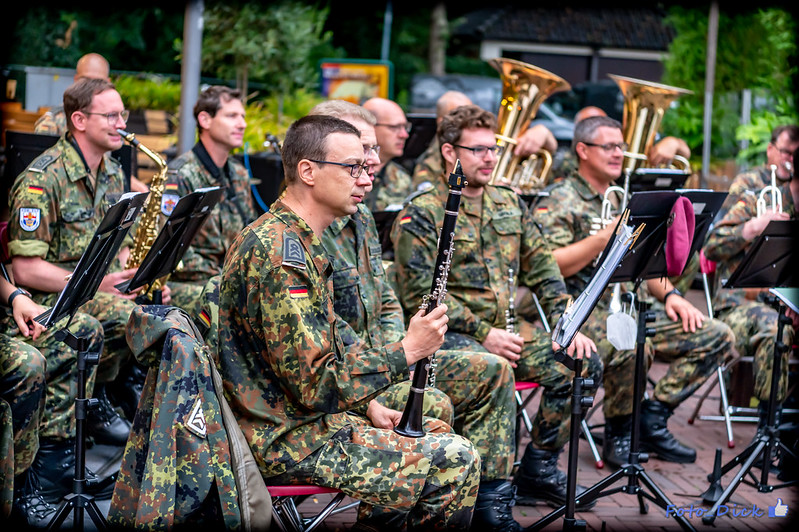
[757,164,783,217]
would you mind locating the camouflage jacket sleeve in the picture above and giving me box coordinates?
[363,208,406,344]
[704,195,757,263]
[33,107,66,136]
[391,197,494,341]
[517,196,571,324]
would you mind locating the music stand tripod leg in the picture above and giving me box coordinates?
[526,299,696,532]
[46,330,108,531]
[702,301,794,525]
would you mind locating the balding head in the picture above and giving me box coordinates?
[574,106,607,124]
[362,97,409,164]
[75,53,110,82]
[436,91,472,122]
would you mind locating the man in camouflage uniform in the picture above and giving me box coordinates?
[217,115,480,530]
[535,115,735,470]
[311,100,520,531]
[412,91,560,194]
[8,78,144,450]
[1,275,107,523]
[164,86,257,315]
[391,105,601,511]
[713,124,798,223]
[362,97,416,212]
[704,157,797,436]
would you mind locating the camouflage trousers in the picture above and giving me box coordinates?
[443,321,602,452]
[376,380,455,427]
[378,351,516,481]
[66,292,135,384]
[582,307,734,418]
[271,419,480,531]
[0,333,45,476]
[2,312,104,441]
[717,300,795,402]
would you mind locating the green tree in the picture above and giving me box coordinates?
[660,6,797,167]
[198,1,334,119]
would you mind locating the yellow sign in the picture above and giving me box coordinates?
[319,60,393,104]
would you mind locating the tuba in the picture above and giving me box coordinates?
[488,58,571,194]
[118,129,168,302]
[610,74,693,175]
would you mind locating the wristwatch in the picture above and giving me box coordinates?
[7,287,31,307]
[663,288,682,304]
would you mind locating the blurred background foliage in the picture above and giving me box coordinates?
[3,1,796,163]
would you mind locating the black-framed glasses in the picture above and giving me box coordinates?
[771,143,794,157]
[308,159,369,177]
[453,144,499,157]
[83,109,130,125]
[582,141,629,153]
[376,122,412,133]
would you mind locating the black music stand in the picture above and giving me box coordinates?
[628,167,690,193]
[33,191,148,531]
[701,219,799,526]
[115,186,224,300]
[527,190,696,532]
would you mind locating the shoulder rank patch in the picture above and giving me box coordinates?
[282,234,306,269]
[289,286,309,299]
[29,154,56,173]
[184,397,207,438]
[161,193,180,216]
[19,208,41,232]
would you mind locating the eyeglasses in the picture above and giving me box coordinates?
[582,141,629,153]
[376,122,412,133]
[83,109,130,125]
[365,145,381,157]
[453,144,499,157]
[308,159,369,177]
[771,143,794,157]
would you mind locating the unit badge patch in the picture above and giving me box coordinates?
[161,194,180,216]
[19,208,41,232]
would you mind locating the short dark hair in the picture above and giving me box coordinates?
[281,115,360,184]
[63,78,117,133]
[194,85,243,129]
[437,104,496,148]
[572,115,623,153]
[772,124,799,144]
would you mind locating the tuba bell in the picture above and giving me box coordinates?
[610,74,693,175]
[488,58,571,194]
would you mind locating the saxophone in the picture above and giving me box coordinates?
[118,129,168,301]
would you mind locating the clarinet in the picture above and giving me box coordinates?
[395,160,467,438]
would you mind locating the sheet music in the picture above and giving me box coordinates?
[552,221,640,348]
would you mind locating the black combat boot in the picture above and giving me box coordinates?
[107,360,147,422]
[87,383,132,446]
[470,480,522,531]
[513,444,596,510]
[31,438,115,504]
[603,414,632,470]
[639,399,696,463]
[10,467,56,527]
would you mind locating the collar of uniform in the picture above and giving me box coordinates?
[60,135,102,183]
[269,200,331,276]
[571,171,604,202]
[328,204,366,237]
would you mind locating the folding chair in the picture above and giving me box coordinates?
[269,485,357,532]
[687,251,750,448]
